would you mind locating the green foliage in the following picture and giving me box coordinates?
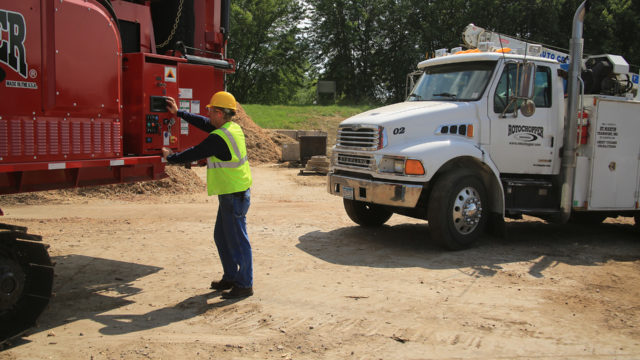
[227,0,310,104]
[290,78,319,105]
[580,0,640,70]
[242,104,373,129]
[308,0,408,104]
[228,0,640,105]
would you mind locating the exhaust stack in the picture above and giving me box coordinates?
[559,0,589,223]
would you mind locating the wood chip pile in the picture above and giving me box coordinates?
[235,104,297,164]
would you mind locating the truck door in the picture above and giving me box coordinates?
[486,62,557,174]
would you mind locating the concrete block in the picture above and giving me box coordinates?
[281,143,300,161]
[298,130,327,138]
[275,129,299,140]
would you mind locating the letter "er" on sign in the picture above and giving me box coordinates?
[0,9,28,79]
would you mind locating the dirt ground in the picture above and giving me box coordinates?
[1,165,640,360]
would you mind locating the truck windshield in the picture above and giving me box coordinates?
[407,61,496,102]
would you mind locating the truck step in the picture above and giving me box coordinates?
[502,178,553,187]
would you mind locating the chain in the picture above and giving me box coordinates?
[156,0,185,49]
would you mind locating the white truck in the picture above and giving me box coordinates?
[327,1,640,250]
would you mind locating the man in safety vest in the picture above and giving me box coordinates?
[161,91,254,299]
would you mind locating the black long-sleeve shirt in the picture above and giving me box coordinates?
[166,110,231,164]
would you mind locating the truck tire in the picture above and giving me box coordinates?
[427,169,487,250]
[343,199,392,227]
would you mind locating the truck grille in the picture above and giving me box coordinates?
[335,153,375,170]
[337,125,380,150]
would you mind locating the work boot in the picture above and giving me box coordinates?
[210,279,234,291]
[222,286,253,299]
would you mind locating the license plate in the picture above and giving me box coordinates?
[343,186,354,200]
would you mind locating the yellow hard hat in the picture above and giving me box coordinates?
[206,91,237,110]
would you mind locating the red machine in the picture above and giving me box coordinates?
[0,0,234,344]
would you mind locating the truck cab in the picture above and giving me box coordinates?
[328,48,640,250]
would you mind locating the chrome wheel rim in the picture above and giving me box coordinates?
[452,186,482,235]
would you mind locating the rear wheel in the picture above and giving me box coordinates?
[427,169,487,250]
[343,199,393,227]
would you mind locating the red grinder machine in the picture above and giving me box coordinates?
[0,0,234,344]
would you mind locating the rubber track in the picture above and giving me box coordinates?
[0,223,54,346]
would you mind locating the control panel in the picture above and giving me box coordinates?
[146,114,161,134]
[122,53,182,155]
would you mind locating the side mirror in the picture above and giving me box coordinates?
[518,62,536,99]
[520,99,536,117]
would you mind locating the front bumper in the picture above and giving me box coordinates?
[327,172,423,208]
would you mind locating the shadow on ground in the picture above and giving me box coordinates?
[297,218,640,278]
[16,254,240,342]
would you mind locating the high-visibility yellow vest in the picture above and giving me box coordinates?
[206,122,252,195]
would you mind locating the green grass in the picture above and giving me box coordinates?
[241,104,374,130]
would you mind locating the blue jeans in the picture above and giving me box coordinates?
[214,189,252,288]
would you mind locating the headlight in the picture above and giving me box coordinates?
[378,156,425,176]
[393,159,404,173]
[379,156,403,173]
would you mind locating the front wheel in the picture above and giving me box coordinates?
[427,169,487,250]
[343,199,393,227]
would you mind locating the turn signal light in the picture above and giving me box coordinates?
[466,124,474,137]
[405,159,425,175]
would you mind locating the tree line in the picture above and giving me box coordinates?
[227,0,640,105]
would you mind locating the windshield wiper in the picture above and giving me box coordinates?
[408,93,423,100]
[432,92,457,99]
